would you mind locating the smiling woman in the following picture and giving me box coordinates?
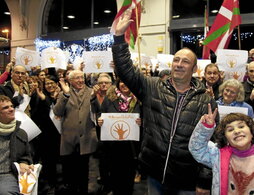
[217,79,254,118]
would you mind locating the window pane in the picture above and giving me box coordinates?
[93,0,117,28]
[64,0,92,30]
[173,0,206,19]
[47,0,62,32]
[47,0,92,33]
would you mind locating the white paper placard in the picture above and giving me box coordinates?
[40,47,67,70]
[100,113,140,141]
[193,59,211,78]
[73,56,84,70]
[141,56,152,69]
[83,51,113,73]
[157,54,174,70]
[15,47,40,71]
[218,105,248,120]
[49,106,62,134]
[130,52,145,66]
[216,49,248,81]
[15,109,41,141]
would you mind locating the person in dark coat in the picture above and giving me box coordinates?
[201,63,222,100]
[243,61,254,111]
[111,9,218,195]
[90,73,112,193]
[0,65,30,116]
[97,79,142,195]
[0,95,33,195]
[29,76,61,194]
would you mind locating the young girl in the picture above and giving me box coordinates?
[189,104,254,195]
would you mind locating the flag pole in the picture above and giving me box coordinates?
[237,26,241,50]
[135,2,142,69]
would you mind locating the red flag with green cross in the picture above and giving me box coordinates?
[111,0,141,49]
[202,0,241,54]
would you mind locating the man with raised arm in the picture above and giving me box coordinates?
[111,9,218,195]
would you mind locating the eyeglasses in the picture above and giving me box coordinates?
[98,81,111,85]
[14,71,26,76]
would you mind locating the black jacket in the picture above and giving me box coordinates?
[0,81,23,108]
[243,78,254,109]
[201,78,222,100]
[112,37,218,190]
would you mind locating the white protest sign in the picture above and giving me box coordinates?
[130,52,145,66]
[150,58,159,72]
[217,49,248,81]
[14,163,42,195]
[193,59,211,78]
[157,54,173,70]
[49,106,62,134]
[100,113,140,141]
[40,47,67,70]
[218,105,248,120]
[73,56,84,70]
[83,51,113,73]
[141,56,152,69]
[15,47,40,71]
[15,110,41,141]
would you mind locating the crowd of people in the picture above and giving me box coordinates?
[1,9,254,195]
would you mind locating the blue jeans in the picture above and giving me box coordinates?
[147,176,196,195]
[0,173,20,195]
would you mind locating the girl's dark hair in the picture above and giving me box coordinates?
[215,113,254,148]
[45,75,58,83]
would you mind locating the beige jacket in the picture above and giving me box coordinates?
[53,86,98,156]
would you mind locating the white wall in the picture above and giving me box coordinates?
[6,0,43,57]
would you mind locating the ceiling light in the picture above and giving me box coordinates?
[2,29,9,33]
[172,15,180,19]
[211,10,218,14]
[67,15,75,19]
[4,12,10,15]
[104,10,111,14]
[63,26,69,30]
[94,22,99,25]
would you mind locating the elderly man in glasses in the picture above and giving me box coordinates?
[0,65,30,116]
[53,69,98,194]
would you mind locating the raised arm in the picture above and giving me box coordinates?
[114,8,133,36]
[189,104,218,168]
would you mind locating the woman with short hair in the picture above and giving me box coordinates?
[217,79,254,118]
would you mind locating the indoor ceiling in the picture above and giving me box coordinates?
[0,0,11,41]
